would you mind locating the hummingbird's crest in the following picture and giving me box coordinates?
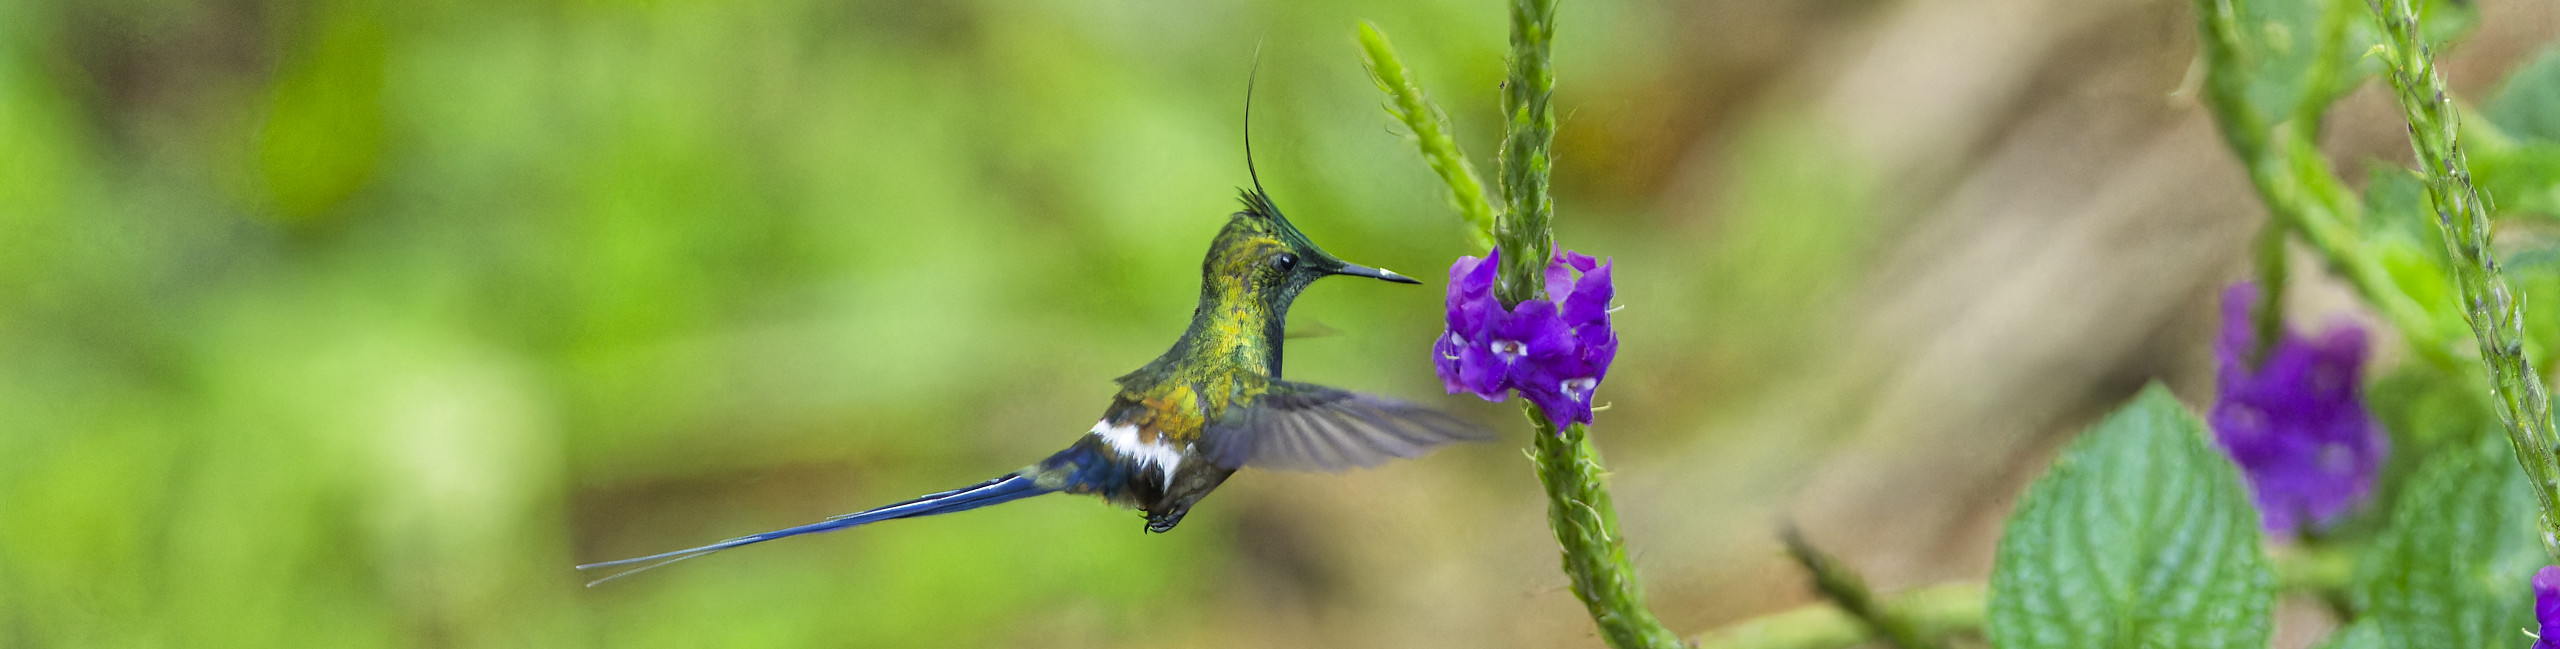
[1220,56,1373,285]
[1240,43,1277,222]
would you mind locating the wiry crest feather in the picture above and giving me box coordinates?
[1238,188,1281,221]
[1239,45,1280,221]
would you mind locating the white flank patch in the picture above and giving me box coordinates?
[1090,420,1186,488]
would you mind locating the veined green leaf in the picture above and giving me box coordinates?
[1987,384,2276,649]
[2352,433,2542,649]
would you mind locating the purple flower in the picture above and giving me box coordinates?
[2208,281,2387,535]
[1433,249,1620,429]
[1458,299,1572,400]
[1519,347,1606,428]
[1436,253,1505,396]
[2537,566,2560,649]
[1558,258,1617,381]
[1548,251,1613,327]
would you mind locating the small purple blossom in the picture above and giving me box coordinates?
[2208,282,2387,536]
[2536,566,2560,649]
[1433,249,1619,429]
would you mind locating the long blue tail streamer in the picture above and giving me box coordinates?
[575,474,1054,586]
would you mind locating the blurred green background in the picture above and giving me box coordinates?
[4,0,2555,647]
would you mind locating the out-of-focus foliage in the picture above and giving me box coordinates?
[2478,46,2560,220]
[2488,47,2560,143]
[0,0,1768,648]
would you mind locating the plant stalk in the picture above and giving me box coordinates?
[1357,22,1498,250]
[2367,0,2560,561]
[1360,3,1684,645]
[2190,0,2460,371]
[1494,0,1558,307]
[1778,527,1942,649]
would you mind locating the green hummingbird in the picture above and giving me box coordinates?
[576,94,1491,586]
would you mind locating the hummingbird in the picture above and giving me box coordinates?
[575,89,1491,586]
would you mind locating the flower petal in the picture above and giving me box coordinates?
[1498,300,1574,364]
[1456,339,1515,400]
[1450,250,1500,309]
[1518,352,1600,429]
[1544,259,1577,305]
[1518,378,1583,429]
[2536,566,2560,648]
[1575,322,1619,380]
[1434,330,1469,394]
[1561,260,1614,326]
[1448,292,1501,339]
[1560,250,1598,273]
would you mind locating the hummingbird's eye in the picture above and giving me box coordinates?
[1270,252,1298,272]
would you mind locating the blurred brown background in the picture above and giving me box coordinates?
[2,0,2554,647]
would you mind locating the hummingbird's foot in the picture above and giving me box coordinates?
[1144,508,1190,533]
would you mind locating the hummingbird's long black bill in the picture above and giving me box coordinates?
[1333,262,1420,284]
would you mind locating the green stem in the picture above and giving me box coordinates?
[2251,219,2290,366]
[1529,416,1686,649]
[1359,3,1681,646]
[1494,2,1678,647]
[1501,1,1677,645]
[1778,527,1942,649]
[1687,545,2346,649]
[1494,0,1558,307]
[1693,584,1984,649]
[1357,22,1498,250]
[2191,0,2459,371]
[2367,0,2560,561]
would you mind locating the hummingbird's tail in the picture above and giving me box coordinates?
[575,474,1055,586]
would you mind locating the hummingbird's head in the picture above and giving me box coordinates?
[1208,62,1413,312]
[1201,188,1418,309]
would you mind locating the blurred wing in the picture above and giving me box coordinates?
[1203,380,1493,472]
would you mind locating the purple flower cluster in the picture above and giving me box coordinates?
[2208,282,2387,535]
[2538,566,2560,649]
[1433,249,1618,429]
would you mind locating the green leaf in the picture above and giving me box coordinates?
[2474,46,2560,220]
[1987,384,2276,649]
[2360,167,2440,249]
[2365,359,2497,459]
[2359,167,2474,343]
[2469,142,2560,219]
[2213,0,2370,124]
[2350,362,2492,539]
[2488,46,2560,143]
[2352,433,2544,649]
[2197,0,2474,131]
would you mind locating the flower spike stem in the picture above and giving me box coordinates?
[1366,1,1680,645]
[1495,0,1560,307]
[2367,0,2560,560]
[1357,22,1498,250]
[1529,419,1685,649]
[1496,1,1680,647]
